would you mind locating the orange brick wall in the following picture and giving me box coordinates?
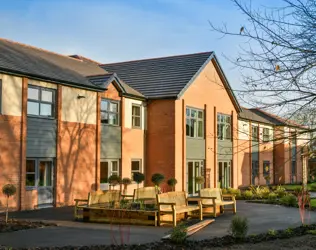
[146,99,175,190]
[56,121,97,206]
[0,115,22,212]
[237,139,251,187]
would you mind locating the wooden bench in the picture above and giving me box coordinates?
[133,186,157,202]
[156,191,203,227]
[199,188,236,217]
[74,190,120,220]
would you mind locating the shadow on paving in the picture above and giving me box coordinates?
[1,201,316,247]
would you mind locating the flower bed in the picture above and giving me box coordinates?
[0,219,57,233]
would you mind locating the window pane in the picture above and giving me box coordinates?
[100,162,109,182]
[190,119,195,137]
[132,106,140,116]
[186,108,190,117]
[101,100,108,111]
[133,117,141,127]
[40,103,52,116]
[39,161,52,187]
[131,161,140,171]
[198,120,203,137]
[112,161,118,172]
[217,114,220,121]
[225,124,231,139]
[198,111,203,119]
[109,113,118,125]
[26,173,35,186]
[28,88,39,100]
[41,90,53,102]
[101,112,109,123]
[27,101,39,115]
[186,119,191,136]
[26,160,36,172]
[226,116,231,124]
[110,102,118,112]
[191,109,196,118]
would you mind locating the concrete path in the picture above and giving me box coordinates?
[1,201,316,248]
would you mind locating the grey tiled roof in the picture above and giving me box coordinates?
[101,52,214,98]
[0,39,106,90]
[239,108,276,125]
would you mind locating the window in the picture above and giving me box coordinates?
[217,113,231,140]
[131,160,142,179]
[0,79,2,114]
[291,161,297,175]
[100,160,119,183]
[26,160,36,187]
[262,128,270,142]
[132,104,141,128]
[100,99,119,125]
[252,125,258,141]
[27,85,55,118]
[263,161,270,184]
[186,107,204,138]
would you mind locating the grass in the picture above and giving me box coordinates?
[311,199,316,208]
[277,184,314,191]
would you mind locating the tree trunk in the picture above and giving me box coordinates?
[5,197,8,224]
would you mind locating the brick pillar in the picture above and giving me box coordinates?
[19,77,27,210]
[231,110,234,188]
[95,93,101,191]
[55,85,62,206]
[213,106,217,188]
[205,104,210,188]
[182,99,186,191]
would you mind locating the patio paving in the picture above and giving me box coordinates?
[1,201,316,248]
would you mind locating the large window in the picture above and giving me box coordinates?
[252,125,258,142]
[217,114,231,140]
[132,104,141,128]
[26,160,36,187]
[186,107,204,138]
[27,85,55,118]
[26,159,53,188]
[131,159,142,179]
[262,128,270,142]
[100,160,119,183]
[100,99,119,125]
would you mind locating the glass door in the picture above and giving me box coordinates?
[187,160,204,196]
[37,160,54,207]
[218,161,231,188]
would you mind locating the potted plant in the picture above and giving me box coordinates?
[167,178,178,191]
[195,176,205,191]
[151,173,165,193]
[133,172,145,202]
[2,184,17,224]
[121,177,132,195]
[108,175,121,190]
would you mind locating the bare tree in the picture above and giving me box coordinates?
[210,0,316,120]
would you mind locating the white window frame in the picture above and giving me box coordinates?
[186,107,204,138]
[131,159,142,179]
[100,99,120,126]
[217,113,232,141]
[100,159,120,179]
[132,104,142,129]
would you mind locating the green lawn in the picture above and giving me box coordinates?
[311,199,316,208]
[278,184,314,191]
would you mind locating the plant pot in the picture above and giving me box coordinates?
[100,183,109,191]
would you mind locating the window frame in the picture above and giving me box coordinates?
[100,98,120,126]
[251,125,259,142]
[26,159,37,189]
[27,85,56,119]
[26,158,54,190]
[132,104,142,129]
[262,127,270,142]
[217,113,232,141]
[100,159,120,179]
[131,159,142,180]
[186,107,204,138]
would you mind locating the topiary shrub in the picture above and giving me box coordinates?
[195,176,205,185]
[170,223,187,244]
[167,178,178,191]
[2,184,17,223]
[280,194,297,206]
[121,177,132,194]
[242,190,253,200]
[133,172,145,200]
[151,173,165,189]
[229,215,248,239]
[108,175,121,190]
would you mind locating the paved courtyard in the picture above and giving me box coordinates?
[1,201,316,248]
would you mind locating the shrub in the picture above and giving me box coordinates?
[2,184,17,223]
[229,215,248,239]
[151,173,165,187]
[227,188,241,197]
[221,188,228,194]
[274,185,286,198]
[267,229,277,236]
[170,223,187,244]
[133,172,145,185]
[310,183,316,191]
[249,185,264,199]
[195,176,205,185]
[108,175,121,187]
[261,187,271,199]
[280,194,297,206]
[268,192,278,201]
[121,177,132,194]
[285,227,293,235]
[307,230,316,235]
[242,190,253,200]
[167,178,178,191]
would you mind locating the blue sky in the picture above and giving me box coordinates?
[0,0,279,91]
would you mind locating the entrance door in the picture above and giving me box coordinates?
[187,160,204,196]
[37,160,54,207]
[218,161,231,188]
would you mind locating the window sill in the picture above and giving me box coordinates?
[27,115,56,120]
[26,186,37,191]
[186,136,205,140]
[101,123,120,127]
[132,126,142,130]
